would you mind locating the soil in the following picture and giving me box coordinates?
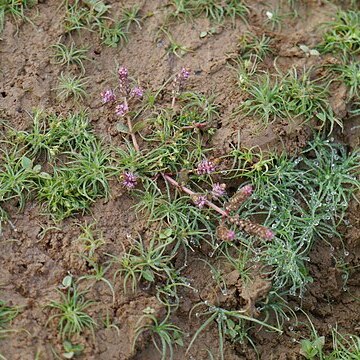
[0,1,359,360]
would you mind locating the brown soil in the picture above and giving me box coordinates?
[0,1,359,359]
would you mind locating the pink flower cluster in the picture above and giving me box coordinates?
[173,67,190,91]
[196,159,216,175]
[101,66,143,117]
[116,103,129,116]
[211,183,226,198]
[239,184,253,196]
[101,90,116,104]
[193,195,207,208]
[122,171,138,189]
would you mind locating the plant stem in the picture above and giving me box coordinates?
[162,174,228,217]
[124,97,140,152]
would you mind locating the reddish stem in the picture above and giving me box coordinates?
[124,97,140,152]
[182,122,208,130]
[162,174,228,217]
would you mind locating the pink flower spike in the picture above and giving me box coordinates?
[122,171,137,189]
[118,66,128,81]
[227,230,236,241]
[101,89,116,104]
[193,195,207,208]
[211,183,226,198]
[180,67,190,80]
[239,184,253,196]
[264,229,275,240]
[115,103,129,116]
[131,86,143,98]
[197,159,216,175]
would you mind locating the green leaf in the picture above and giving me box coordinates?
[63,352,74,359]
[160,228,173,239]
[33,164,42,173]
[299,44,310,54]
[142,269,155,282]
[132,120,149,133]
[200,31,207,38]
[62,275,73,288]
[21,156,33,169]
[316,112,326,122]
[309,49,320,56]
[39,172,52,179]
[313,336,325,350]
[175,337,184,346]
[116,122,130,134]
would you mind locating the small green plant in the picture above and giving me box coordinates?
[237,68,340,132]
[1,111,114,222]
[236,137,359,296]
[133,310,184,360]
[55,73,88,102]
[328,329,360,359]
[62,340,84,359]
[238,33,273,61]
[159,29,190,58]
[109,235,176,293]
[99,21,128,48]
[168,0,194,21]
[78,259,115,303]
[320,10,360,59]
[77,222,105,261]
[0,299,19,336]
[46,284,96,339]
[238,73,281,126]
[0,148,37,211]
[332,62,360,100]
[299,308,325,359]
[187,302,281,360]
[51,42,89,73]
[300,336,325,359]
[192,0,249,24]
[0,0,35,33]
[220,244,253,285]
[120,4,142,30]
[62,0,138,48]
[264,7,284,31]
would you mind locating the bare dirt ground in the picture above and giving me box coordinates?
[0,0,359,359]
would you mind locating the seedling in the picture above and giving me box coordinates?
[320,10,360,59]
[120,5,142,30]
[62,0,139,48]
[238,33,273,61]
[0,0,35,33]
[55,73,88,102]
[62,340,84,359]
[77,223,105,261]
[0,147,37,211]
[46,284,96,338]
[0,299,19,335]
[264,8,284,31]
[78,259,115,303]
[99,21,128,48]
[237,68,341,132]
[192,0,248,24]
[187,302,281,360]
[332,62,360,100]
[168,0,194,21]
[165,31,191,58]
[133,311,184,360]
[109,235,176,293]
[51,42,89,74]
[329,329,360,358]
